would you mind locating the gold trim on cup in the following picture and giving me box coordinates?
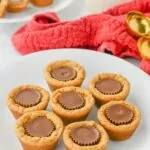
[126,11,150,38]
[137,37,150,60]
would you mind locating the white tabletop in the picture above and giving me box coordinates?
[0,0,140,70]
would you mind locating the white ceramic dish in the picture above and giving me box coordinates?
[0,49,150,150]
[84,0,127,13]
[0,0,74,23]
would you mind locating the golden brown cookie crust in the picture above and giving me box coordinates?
[7,0,29,13]
[7,85,50,119]
[31,0,53,7]
[63,121,109,150]
[89,73,130,105]
[0,0,8,18]
[50,86,95,124]
[97,101,141,141]
[44,60,86,91]
[15,111,63,150]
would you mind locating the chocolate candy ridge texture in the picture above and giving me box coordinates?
[25,117,55,137]
[105,103,133,125]
[58,91,85,110]
[15,89,41,107]
[51,67,77,82]
[95,78,122,95]
[71,125,100,146]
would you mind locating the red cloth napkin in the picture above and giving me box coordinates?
[11,0,150,75]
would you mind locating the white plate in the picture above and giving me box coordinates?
[0,49,150,150]
[0,0,74,23]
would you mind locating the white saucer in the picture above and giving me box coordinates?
[0,0,74,23]
[0,49,149,150]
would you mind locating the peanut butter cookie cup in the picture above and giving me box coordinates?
[63,121,109,150]
[44,60,85,91]
[89,73,130,106]
[0,0,8,18]
[7,0,29,13]
[31,0,53,7]
[50,86,95,125]
[15,111,63,150]
[7,85,50,119]
[97,101,141,141]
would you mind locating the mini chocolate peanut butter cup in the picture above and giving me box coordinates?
[98,101,141,141]
[44,60,85,91]
[71,126,100,146]
[25,117,55,137]
[15,111,63,150]
[106,104,133,125]
[7,85,50,119]
[63,121,109,150]
[59,91,85,110]
[51,67,77,82]
[89,73,130,105]
[95,78,122,95]
[50,87,95,125]
[15,89,41,107]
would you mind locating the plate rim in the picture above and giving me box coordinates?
[1,48,149,78]
[0,48,150,149]
[0,0,74,24]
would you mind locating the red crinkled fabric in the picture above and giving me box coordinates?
[140,59,150,75]
[11,0,150,75]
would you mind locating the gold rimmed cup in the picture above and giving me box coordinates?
[137,37,150,60]
[126,11,150,38]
